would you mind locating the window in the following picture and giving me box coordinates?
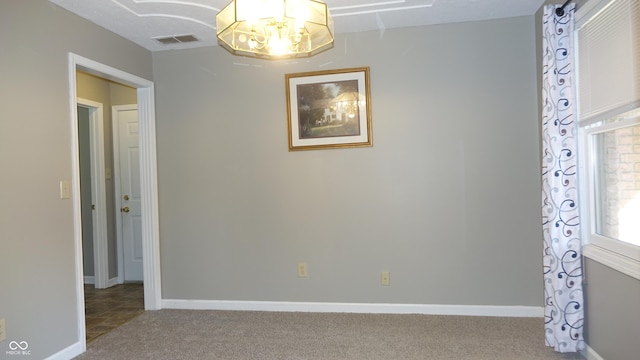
[577,0,640,279]
[591,117,640,246]
[582,111,640,267]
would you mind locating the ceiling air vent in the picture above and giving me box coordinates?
[154,34,199,45]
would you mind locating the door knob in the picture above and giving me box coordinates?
[124,195,130,200]
[121,206,130,213]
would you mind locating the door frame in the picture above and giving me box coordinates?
[76,98,110,289]
[112,104,140,284]
[68,53,162,349]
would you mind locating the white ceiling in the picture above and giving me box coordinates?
[49,0,545,52]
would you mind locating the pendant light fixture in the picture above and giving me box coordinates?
[216,0,334,59]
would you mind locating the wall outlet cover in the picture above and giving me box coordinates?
[298,263,308,278]
[381,271,390,286]
[0,318,6,342]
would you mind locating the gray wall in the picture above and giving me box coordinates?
[535,1,640,359]
[584,259,640,360]
[77,71,138,279]
[0,2,567,358]
[0,1,151,358]
[153,16,542,305]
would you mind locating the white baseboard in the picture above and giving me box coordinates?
[43,341,84,360]
[84,276,119,287]
[161,299,543,317]
[581,344,605,360]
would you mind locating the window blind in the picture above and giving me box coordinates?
[577,0,640,123]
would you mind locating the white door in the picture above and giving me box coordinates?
[115,106,143,282]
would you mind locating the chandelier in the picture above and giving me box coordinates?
[216,0,334,59]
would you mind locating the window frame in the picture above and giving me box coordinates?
[580,118,640,279]
[576,0,640,280]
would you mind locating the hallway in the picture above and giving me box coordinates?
[84,283,144,342]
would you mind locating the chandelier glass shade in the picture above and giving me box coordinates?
[216,0,334,59]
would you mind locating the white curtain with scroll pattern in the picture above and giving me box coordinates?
[541,3,584,353]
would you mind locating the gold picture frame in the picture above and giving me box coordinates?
[285,67,372,151]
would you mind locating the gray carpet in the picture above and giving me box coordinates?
[76,310,585,360]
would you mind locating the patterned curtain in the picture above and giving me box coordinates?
[541,3,584,353]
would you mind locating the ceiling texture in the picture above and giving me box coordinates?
[49,0,546,52]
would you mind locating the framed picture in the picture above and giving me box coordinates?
[285,67,372,151]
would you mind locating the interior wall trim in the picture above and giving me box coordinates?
[107,277,120,287]
[82,277,118,286]
[581,344,605,360]
[43,342,83,360]
[162,299,543,317]
[583,244,640,281]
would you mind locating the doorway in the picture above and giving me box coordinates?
[68,53,161,350]
[77,98,145,342]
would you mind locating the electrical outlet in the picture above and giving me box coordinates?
[0,318,6,342]
[298,263,308,278]
[381,271,390,286]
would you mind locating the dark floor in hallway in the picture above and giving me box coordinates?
[84,283,144,342]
